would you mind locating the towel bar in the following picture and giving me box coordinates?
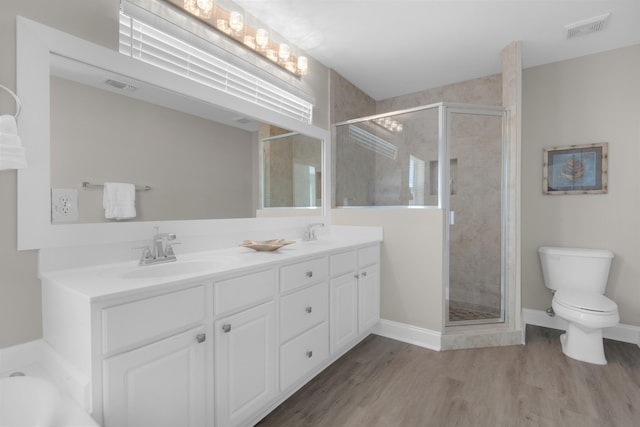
[82,181,151,191]
[0,84,22,118]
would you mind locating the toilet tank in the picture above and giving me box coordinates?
[538,246,614,293]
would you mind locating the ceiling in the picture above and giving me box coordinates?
[236,1,640,100]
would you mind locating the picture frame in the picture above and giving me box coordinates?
[543,142,608,195]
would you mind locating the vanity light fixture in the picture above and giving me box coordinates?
[164,0,310,77]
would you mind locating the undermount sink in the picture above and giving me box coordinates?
[120,258,234,279]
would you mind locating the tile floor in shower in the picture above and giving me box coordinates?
[448,302,500,322]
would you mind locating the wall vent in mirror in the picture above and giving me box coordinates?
[105,79,137,91]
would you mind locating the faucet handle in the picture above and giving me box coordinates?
[303,223,325,241]
[135,246,153,265]
[165,242,180,258]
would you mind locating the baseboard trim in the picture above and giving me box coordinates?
[522,308,640,346]
[372,319,442,351]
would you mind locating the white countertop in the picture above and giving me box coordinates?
[41,235,382,302]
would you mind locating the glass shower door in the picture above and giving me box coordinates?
[446,109,505,325]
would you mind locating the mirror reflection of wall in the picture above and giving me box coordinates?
[260,124,322,209]
[50,76,257,223]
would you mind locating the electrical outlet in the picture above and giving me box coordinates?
[51,188,78,222]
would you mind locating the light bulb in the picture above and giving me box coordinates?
[196,0,213,13]
[278,44,290,61]
[297,56,309,75]
[256,29,269,49]
[229,11,244,32]
[184,0,213,18]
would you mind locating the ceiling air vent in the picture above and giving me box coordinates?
[565,13,610,39]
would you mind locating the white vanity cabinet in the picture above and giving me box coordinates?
[329,244,381,355]
[357,245,381,333]
[278,257,330,392]
[103,326,206,427]
[213,269,277,427]
[100,285,208,427]
[42,238,381,427]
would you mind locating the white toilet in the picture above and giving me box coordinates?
[538,246,619,365]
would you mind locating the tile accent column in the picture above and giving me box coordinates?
[502,41,523,334]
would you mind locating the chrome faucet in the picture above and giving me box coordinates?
[139,228,178,266]
[303,223,324,242]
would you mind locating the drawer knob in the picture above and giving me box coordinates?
[306,271,313,278]
[354,274,359,279]
[196,333,206,343]
[222,324,231,333]
[361,271,367,277]
[305,306,313,314]
[306,350,313,358]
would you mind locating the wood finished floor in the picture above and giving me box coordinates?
[257,326,640,427]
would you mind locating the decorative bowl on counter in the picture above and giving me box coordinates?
[240,239,295,252]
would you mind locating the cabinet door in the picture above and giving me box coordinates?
[330,273,358,354]
[215,301,276,427]
[103,327,206,427]
[358,263,380,333]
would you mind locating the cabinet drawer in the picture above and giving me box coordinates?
[280,282,328,343]
[280,322,329,391]
[102,286,205,355]
[358,244,380,266]
[214,269,276,315]
[330,250,356,277]
[280,257,328,293]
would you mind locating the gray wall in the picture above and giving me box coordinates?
[521,44,640,326]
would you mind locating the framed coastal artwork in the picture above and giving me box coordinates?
[543,143,608,195]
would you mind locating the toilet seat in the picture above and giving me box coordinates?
[552,290,619,330]
[553,289,618,314]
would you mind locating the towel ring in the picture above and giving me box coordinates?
[0,84,22,118]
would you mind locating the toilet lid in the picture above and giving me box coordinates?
[554,289,618,313]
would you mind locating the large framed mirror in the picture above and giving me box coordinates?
[16,17,330,250]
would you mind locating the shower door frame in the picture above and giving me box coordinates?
[440,104,509,327]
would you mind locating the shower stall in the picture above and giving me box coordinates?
[334,102,508,327]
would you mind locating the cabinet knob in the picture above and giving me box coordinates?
[196,333,206,343]
[222,324,231,333]
[305,306,313,314]
[306,350,313,358]
[361,271,367,277]
[306,271,313,278]
[354,274,359,279]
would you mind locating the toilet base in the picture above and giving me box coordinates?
[559,323,607,365]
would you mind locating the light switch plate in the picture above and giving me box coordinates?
[52,188,78,222]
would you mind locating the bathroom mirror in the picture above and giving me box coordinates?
[16,17,330,249]
[49,68,323,223]
[260,127,322,210]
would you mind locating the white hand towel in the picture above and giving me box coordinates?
[103,182,136,220]
[0,115,18,135]
[0,115,27,170]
